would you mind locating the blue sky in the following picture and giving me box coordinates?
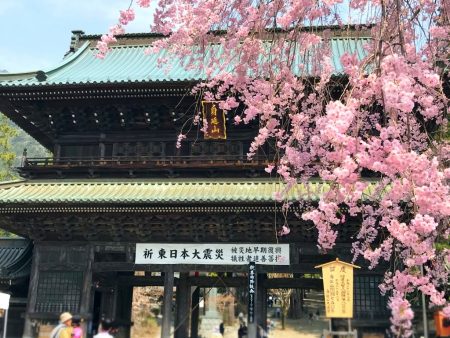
[0,0,154,72]
[0,0,379,73]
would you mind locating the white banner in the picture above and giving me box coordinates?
[135,243,290,265]
[0,293,10,310]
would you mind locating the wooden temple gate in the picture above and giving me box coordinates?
[0,29,390,338]
[20,240,379,338]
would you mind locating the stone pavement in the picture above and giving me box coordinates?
[222,317,328,338]
[130,316,329,338]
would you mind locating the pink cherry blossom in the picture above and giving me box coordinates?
[100,0,450,334]
[278,225,291,236]
[137,0,152,7]
[119,9,135,25]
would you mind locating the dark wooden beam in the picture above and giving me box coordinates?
[0,101,53,150]
[93,262,323,274]
[264,278,323,289]
[175,273,190,338]
[257,273,267,330]
[116,274,323,289]
[118,275,171,287]
[22,245,40,338]
[118,276,246,287]
[79,246,94,317]
[161,267,174,338]
[190,276,248,287]
[190,287,200,338]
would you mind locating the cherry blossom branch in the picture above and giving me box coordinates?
[97,0,450,335]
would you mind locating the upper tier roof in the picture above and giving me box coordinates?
[0,30,370,88]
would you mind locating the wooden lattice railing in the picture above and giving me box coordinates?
[21,155,272,169]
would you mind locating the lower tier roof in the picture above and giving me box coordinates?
[0,179,377,205]
[0,239,31,283]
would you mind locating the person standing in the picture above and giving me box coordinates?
[257,325,268,338]
[50,312,73,338]
[71,316,83,338]
[94,319,114,338]
[238,312,245,325]
[238,322,247,338]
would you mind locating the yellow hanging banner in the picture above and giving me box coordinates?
[315,258,360,318]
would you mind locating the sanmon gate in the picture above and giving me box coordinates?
[0,29,389,338]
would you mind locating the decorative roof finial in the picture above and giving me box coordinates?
[69,30,85,52]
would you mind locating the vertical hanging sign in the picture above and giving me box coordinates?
[201,101,227,139]
[315,258,360,318]
[248,261,256,324]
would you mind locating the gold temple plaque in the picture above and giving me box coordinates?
[201,101,227,140]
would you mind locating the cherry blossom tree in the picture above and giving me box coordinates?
[98,0,449,335]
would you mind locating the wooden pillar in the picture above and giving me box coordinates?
[77,245,94,338]
[115,282,133,338]
[55,143,61,161]
[175,273,190,338]
[99,133,106,160]
[22,245,40,338]
[202,288,206,316]
[80,245,94,317]
[99,143,105,160]
[161,267,174,338]
[190,287,200,338]
[257,273,267,331]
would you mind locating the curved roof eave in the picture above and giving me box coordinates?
[0,37,371,89]
[0,42,91,84]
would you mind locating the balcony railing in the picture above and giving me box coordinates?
[21,155,272,170]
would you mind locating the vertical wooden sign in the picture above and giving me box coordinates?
[315,258,360,318]
[201,101,227,139]
[248,261,256,324]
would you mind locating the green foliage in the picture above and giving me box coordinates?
[435,240,450,251]
[0,112,49,237]
[0,114,18,237]
[9,121,49,165]
[0,112,50,182]
[0,229,17,238]
[145,316,158,328]
[0,113,17,181]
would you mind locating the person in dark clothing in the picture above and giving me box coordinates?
[257,325,268,338]
[238,323,247,338]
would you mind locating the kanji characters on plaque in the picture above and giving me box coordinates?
[316,258,360,318]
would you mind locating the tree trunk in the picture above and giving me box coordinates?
[288,289,302,319]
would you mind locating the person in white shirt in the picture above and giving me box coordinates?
[94,319,114,338]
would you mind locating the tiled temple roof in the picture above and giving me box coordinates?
[0,179,377,205]
[0,35,369,87]
[0,238,31,283]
